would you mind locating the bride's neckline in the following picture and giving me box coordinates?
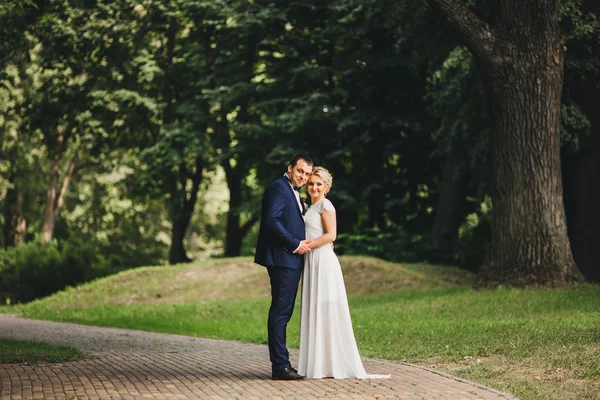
[310,197,326,206]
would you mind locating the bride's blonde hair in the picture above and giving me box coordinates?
[310,166,333,195]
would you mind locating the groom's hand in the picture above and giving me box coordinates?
[296,240,312,254]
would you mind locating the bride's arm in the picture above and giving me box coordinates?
[307,209,337,249]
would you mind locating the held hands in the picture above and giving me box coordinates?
[295,240,333,254]
[296,240,312,255]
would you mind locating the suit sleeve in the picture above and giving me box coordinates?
[263,184,301,251]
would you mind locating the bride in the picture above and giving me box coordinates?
[298,166,390,379]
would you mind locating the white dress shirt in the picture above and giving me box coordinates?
[285,173,304,254]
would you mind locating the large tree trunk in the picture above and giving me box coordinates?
[476,54,578,286]
[168,214,192,264]
[166,191,194,265]
[429,0,583,287]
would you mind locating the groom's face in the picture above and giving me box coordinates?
[288,159,313,188]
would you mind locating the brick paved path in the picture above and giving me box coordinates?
[0,314,516,400]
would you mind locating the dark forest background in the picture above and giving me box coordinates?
[1,0,599,303]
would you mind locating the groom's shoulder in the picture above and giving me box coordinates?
[263,176,286,196]
[267,175,286,188]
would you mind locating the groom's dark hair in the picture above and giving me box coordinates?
[289,153,313,167]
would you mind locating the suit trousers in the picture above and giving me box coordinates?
[267,265,303,372]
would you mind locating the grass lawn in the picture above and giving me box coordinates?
[2,256,599,399]
[0,338,83,364]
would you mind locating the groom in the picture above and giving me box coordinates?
[254,153,314,380]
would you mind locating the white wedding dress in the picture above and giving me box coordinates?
[298,198,390,379]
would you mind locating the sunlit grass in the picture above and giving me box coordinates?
[11,256,472,310]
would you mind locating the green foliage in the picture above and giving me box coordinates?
[52,150,170,267]
[454,198,492,272]
[426,45,492,199]
[561,103,591,153]
[335,227,421,262]
[335,207,491,273]
[561,0,599,154]
[0,239,128,304]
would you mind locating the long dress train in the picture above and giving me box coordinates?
[297,198,390,379]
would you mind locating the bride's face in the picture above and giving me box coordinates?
[307,175,326,200]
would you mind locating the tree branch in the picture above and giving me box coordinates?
[426,0,496,62]
[54,144,83,218]
[240,213,259,238]
[184,156,204,214]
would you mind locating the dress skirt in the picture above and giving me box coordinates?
[297,244,368,379]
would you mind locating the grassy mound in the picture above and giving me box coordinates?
[20,256,473,309]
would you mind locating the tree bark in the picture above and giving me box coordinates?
[166,156,204,265]
[168,213,192,265]
[40,133,82,243]
[428,0,583,286]
[3,163,27,248]
[220,158,259,257]
[222,159,243,257]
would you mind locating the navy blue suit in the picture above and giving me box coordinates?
[254,175,305,372]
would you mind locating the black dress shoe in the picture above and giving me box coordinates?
[272,367,306,380]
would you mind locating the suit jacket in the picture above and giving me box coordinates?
[254,175,305,269]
